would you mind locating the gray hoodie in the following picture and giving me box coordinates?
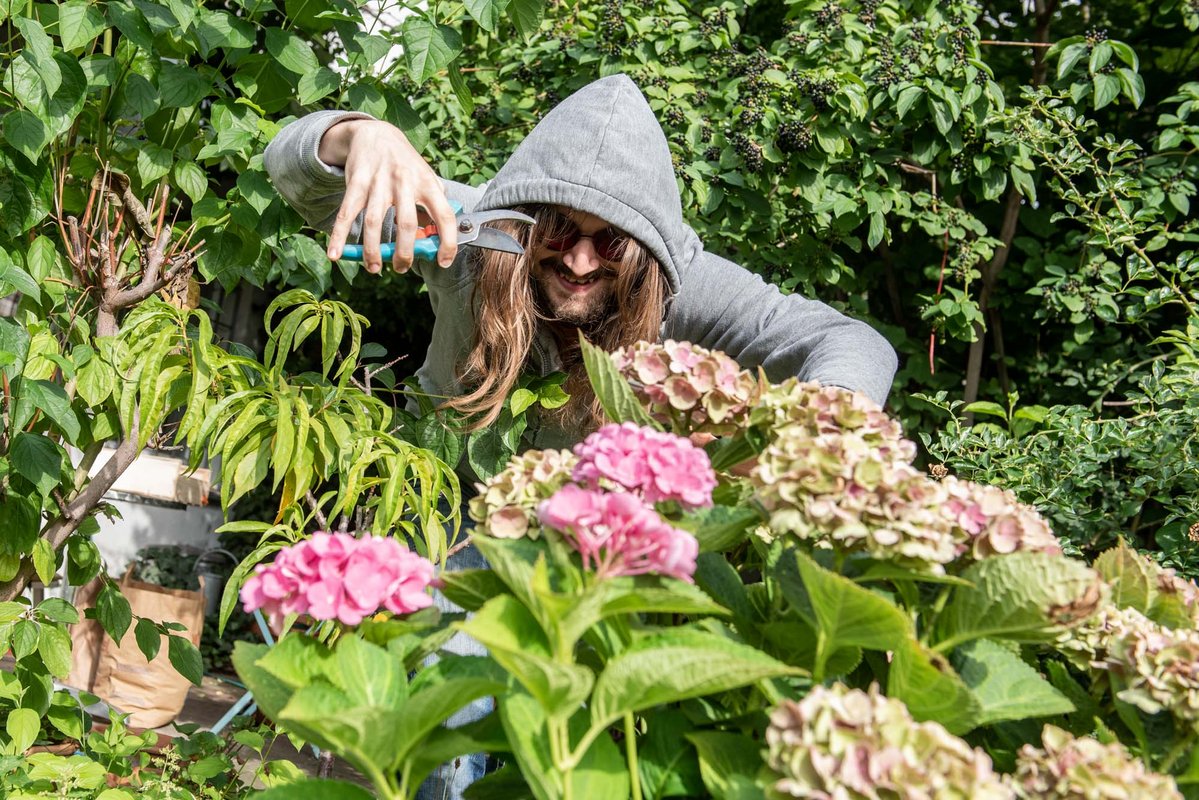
[264,75,898,448]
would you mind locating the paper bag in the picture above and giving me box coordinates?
[69,570,205,729]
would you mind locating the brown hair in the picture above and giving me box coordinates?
[444,204,669,433]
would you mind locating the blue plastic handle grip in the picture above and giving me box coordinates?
[340,237,440,262]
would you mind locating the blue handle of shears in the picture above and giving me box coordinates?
[338,200,462,262]
[341,238,439,262]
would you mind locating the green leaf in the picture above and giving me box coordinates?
[3,110,49,163]
[96,583,132,643]
[37,624,72,678]
[136,141,172,186]
[589,627,798,729]
[31,539,56,586]
[392,655,509,767]
[1056,42,1088,80]
[952,638,1074,725]
[401,19,463,83]
[579,332,658,428]
[168,634,203,685]
[675,505,759,553]
[11,618,39,660]
[497,692,560,800]
[75,354,116,406]
[933,553,1101,650]
[14,379,82,442]
[460,594,593,716]
[1010,165,1036,202]
[6,707,39,753]
[507,0,544,39]
[510,388,537,416]
[58,0,108,51]
[463,0,512,32]
[639,710,704,800]
[963,400,1007,420]
[1094,540,1156,614]
[121,73,160,118]
[298,67,341,105]
[0,602,26,623]
[158,62,208,108]
[439,568,509,611]
[134,617,161,661]
[173,160,208,204]
[887,639,981,735]
[232,641,297,721]
[686,731,763,800]
[466,422,516,483]
[10,431,64,498]
[895,85,923,119]
[1093,73,1121,110]
[775,549,911,664]
[265,27,320,75]
[107,1,153,50]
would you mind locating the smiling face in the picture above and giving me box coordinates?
[530,208,629,328]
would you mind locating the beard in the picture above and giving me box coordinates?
[532,259,617,331]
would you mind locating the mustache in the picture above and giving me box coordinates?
[539,258,619,281]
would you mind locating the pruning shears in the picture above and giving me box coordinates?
[339,200,534,262]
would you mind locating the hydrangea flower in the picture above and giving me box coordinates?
[1013,725,1182,799]
[240,531,436,626]
[611,340,759,434]
[1066,605,1199,723]
[753,420,1064,573]
[538,485,698,582]
[765,684,1011,800]
[754,378,916,464]
[469,448,577,539]
[572,422,717,509]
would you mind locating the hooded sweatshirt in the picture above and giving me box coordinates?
[264,75,898,449]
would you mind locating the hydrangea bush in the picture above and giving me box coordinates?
[227,339,1197,800]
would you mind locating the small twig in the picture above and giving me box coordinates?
[304,492,330,530]
[445,538,472,559]
[1102,399,1137,407]
[337,514,350,533]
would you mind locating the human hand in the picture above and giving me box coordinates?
[322,118,458,275]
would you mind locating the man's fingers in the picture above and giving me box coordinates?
[328,181,368,261]
[391,185,418,274]
[425,189,459,268]
[361,188,390,275]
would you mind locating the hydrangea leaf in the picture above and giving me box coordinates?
[933,553,1103,651]
[589,627,800,728]
[579,332,658,428]
[888,639,982,735]
[1094,540,1157,615]
[951,638,1074,725]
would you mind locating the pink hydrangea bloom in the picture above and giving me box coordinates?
[572,422,717,509]
[240,531,436,627]
[538,485,699,582]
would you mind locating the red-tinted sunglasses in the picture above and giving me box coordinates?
[541,219,630,262]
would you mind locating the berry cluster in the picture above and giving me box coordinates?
[731,132,763,172]
[663,106,685,127]
[694,90,709,105]
[703,146,721,162]
[598,0,625,56]
[699,8,729,35]
[796,76,838,111]
[1085,27,1109,47]
[949,28,971,64]
[813,1,842,30]
[471,103,491,121]
[858,0,880,28]
[777,121,814,153]
[740,106,764,126]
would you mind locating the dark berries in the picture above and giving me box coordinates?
[777,121,814,153]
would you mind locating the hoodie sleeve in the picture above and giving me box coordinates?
[665,252,898,405]
[262,110,485,285]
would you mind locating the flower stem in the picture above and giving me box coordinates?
[624,713,643,800]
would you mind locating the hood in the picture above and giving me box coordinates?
[476,74,701,295]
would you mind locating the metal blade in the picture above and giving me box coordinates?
[467,227,527,255]
[460,208,536,226]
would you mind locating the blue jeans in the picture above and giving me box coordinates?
[415,543,493,800]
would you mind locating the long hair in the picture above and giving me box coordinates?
[444,204,669,433]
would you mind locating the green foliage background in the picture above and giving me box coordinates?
[1,0,1197,564]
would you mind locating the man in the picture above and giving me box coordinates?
[264,73,897,799]
[264,74,897,452]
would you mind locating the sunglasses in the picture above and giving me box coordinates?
[539,213,630,262]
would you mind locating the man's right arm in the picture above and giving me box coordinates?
[263,111,461,274]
